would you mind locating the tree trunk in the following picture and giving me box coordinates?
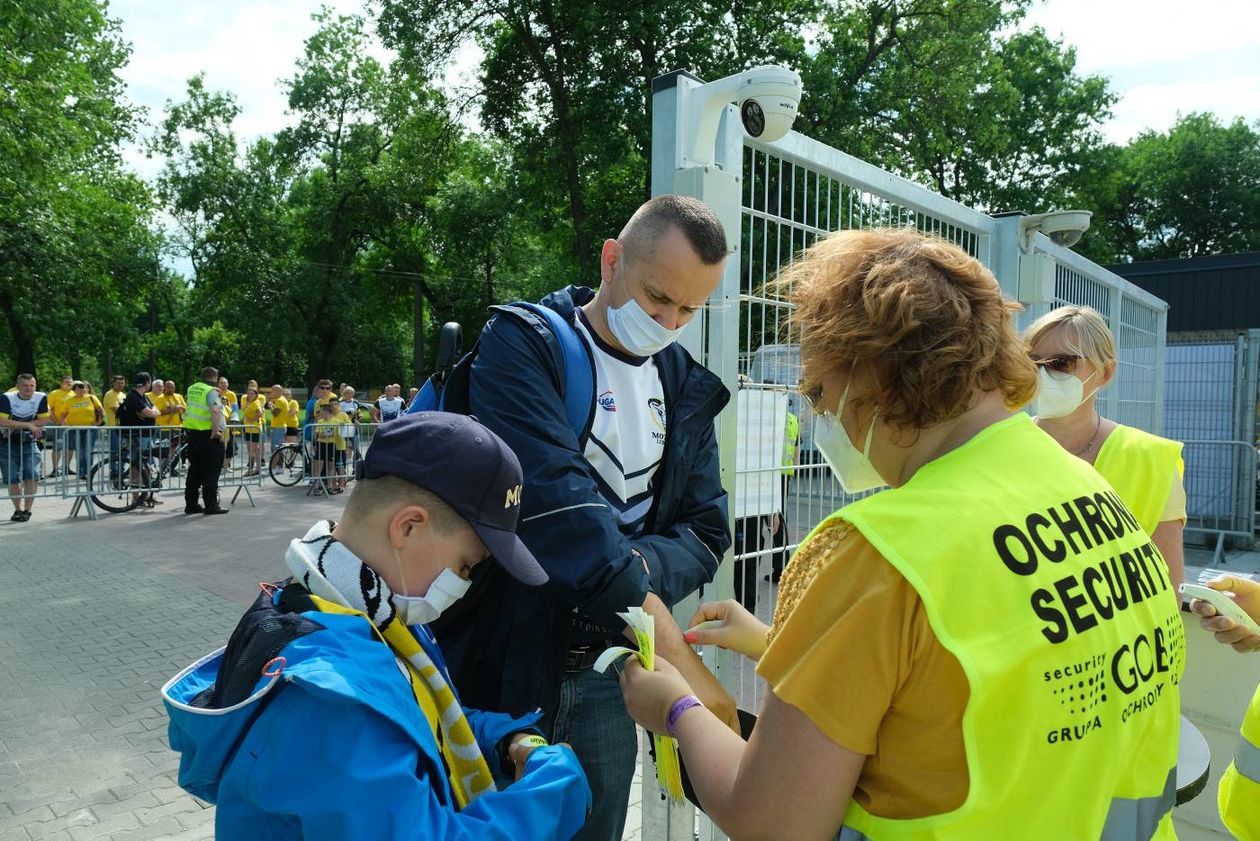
[69,352,82,380]
[271,346,283,387]
[0,288,35,378]
[412,276,427,385]
[147,299,158,375]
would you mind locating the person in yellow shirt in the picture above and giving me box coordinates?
[282,387,300,440]
[154,380,188,477]
[153,381,187,428]
[48,375,74,478]
[312,401,340,496]
[618,228,1182,841]
[103,375,126,425]
[329,402,352,493]
[266,385,289,453]
[59,381,103,479]
[102,374,127,482]
[240,386,266,476]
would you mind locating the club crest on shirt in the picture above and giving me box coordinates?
[598,390,617,412]
[648,398,666,434]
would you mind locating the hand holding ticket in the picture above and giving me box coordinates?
[594,607,686,801]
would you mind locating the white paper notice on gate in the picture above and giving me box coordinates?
[734,388,788,519]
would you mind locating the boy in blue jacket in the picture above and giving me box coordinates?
[162,413,591,839]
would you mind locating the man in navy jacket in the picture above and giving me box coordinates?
[441,195,737,841]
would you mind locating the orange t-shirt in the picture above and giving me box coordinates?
[757,519,971,820]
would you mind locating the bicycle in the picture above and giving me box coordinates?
[268,440,309,487]
[268,436,362,491]
[88,435,187,513]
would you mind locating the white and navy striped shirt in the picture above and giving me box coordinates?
[574,310,666,537]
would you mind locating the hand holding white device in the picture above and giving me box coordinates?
[1180,582,1260,638]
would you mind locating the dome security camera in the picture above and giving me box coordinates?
[734,67,802,144]
[682,65,803,167]
[1018,210,1092,253]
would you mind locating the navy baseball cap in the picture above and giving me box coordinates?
[358,413,548,586]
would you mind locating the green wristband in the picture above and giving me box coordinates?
[516,735,549,749]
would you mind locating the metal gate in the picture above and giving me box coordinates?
[1164,330,1260,541]
[644,69,1169,840]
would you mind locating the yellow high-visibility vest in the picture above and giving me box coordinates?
[782,411,799,478]
[817,414,1181,840]
[1220,681,1260,841]
[184,382,214,431]
[1093,424,1183,535]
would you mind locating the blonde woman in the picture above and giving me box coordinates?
[618,229,1183,841]
[1024,306,1185,589]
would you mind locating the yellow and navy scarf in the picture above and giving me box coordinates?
[285,520,495,808]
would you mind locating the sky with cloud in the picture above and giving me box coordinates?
[110,0,1260,179]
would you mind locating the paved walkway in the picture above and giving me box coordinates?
[0,484,342,840]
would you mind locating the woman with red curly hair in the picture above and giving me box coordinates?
[618,228,1182,840]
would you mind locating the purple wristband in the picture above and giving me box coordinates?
[666,694,704,737]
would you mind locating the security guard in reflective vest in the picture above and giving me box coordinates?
[616,228,1184,841]
[184,365,228,515]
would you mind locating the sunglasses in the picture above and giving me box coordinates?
[798,380,826,415]
[1031,354,1082,375]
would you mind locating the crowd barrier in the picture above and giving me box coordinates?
[1,423,295,520]
[1180,439,1257,545]
[266,423,381,497]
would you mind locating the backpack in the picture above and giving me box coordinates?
[405,301,594,708]
[407,302,593,440]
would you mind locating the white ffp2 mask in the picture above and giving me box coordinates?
[1032,367,1097,420]
[393,568,471,626]
[815,383,884,494]
[606,297,685,357]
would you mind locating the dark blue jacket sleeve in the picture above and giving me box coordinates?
[468,313,651,626]
[241,689,590,840]
[630,412,728,606]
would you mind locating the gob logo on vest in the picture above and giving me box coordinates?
[991,489,1184,744]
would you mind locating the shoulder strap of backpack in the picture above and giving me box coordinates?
[514,302,593,441]
[406,302,593,441]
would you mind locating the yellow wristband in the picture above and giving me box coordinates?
[516,735,549,749]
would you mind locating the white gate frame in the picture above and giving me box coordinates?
[645,68,1170,841]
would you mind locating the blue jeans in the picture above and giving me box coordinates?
[1,438,38,485]
[546,665,638,841]
[70,428,96,477]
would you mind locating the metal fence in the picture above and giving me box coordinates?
[648,68,1172,839]
[0,423,282,520]
[1164,330,1260,541]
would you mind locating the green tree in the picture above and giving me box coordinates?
[378,0,817,283]
[1075,114,1260,263]
[0,0,154,378]
[155,11,463,387]
[797,1,1114,212]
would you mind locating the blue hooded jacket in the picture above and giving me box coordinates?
[162,588,591,840]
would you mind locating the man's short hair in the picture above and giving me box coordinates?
[342,475,464,534]
[133,372,151,387]
[619,195,727,267]
[201,366,218,380]
[112,374,125,382]
[317,379,333,389]
[16,373,34,383]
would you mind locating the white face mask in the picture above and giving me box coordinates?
[1033,367,1097,420]
[606,296,685,357]
[815,382,884,494]
[392,567,471,626]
